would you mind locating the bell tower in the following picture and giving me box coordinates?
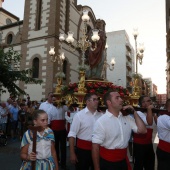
[0,0,4,8]
[20,0,68,98]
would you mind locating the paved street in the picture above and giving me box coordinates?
[0,138,21,170]
[0,127,158,170]
[0,137,75,170]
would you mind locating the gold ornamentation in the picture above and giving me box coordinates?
[78,71,87,93]
[55,77,63,93]
[74,92,86,110]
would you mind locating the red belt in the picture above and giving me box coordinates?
[77,138,92,150]
[133,128,153,144]
[100,146,132,170]
[158,139,170,153]
[50,120,65,131]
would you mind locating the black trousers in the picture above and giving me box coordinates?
[53,129,67,167]
[133,143,155,170]
[100,157,128,170]
[156,147,170,170]
[75,148,94,170]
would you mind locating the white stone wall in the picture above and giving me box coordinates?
[0,12,18,26]
[25,40,48,99]
[106,30,134,88]
[25,84,44,101]
[1,25,22,44]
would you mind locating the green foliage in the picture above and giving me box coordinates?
[0,47,43,96]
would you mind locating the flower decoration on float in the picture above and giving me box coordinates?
[61,82,129,97]
[61,83,78,96]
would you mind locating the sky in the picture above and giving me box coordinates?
[2,0,167,93]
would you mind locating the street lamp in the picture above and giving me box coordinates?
[49,32,65,62]
[49,39,66,93]
[132,28,145,73]
[61,10,100,69]
[101,43,115,80]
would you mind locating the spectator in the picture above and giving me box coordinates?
[18,103,27,139]
[0,102,8,133]
[10,101,19,141]
[39,92,53,113]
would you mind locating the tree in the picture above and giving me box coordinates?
[0,47,43,97]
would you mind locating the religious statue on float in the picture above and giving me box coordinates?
[85,19,106,80]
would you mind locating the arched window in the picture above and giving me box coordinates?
[63,60,67,80]
[32,57,39,78]
[7,34,13,44]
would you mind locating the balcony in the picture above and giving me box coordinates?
[126,61,132,70]
[126,72,132,79]
[126,43,131,52]
[126,51,131,60]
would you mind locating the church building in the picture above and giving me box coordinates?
[0,0,98,101]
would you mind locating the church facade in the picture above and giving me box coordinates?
[0,0,97,101]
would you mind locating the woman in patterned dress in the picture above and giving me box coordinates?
[20,109,58,170]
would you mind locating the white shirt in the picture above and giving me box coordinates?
[157,115,170,143]
[48,105,68,124]
[0,107,8,124]
[137,111,155,129]
[65,111,76,124]
[68,107,103,141]
[92,110,138,149]
[39,101,53,114]
[6,103,13,112]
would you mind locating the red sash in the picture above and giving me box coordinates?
[133,128,153,144]
[100,146,132,170]
[50,120,65,131]
[158,139,170,153]
[77,138,92,150]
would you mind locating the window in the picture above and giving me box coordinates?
[35,0,42,30]
[6,18,12,25]
[7,34,13,44]
[32,57,39,78]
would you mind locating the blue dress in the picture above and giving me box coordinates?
[20,127,56,170]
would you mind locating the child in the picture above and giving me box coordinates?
[20,109,58,170]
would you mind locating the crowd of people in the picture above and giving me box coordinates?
[0,91,170,170]
[0,96,42,141]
